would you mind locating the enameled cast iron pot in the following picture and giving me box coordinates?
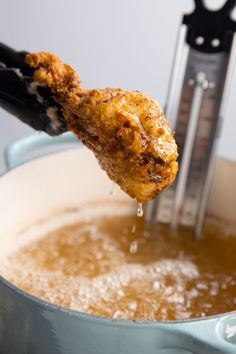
[1,133,236,354]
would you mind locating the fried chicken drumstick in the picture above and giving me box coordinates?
[26,52,178,202]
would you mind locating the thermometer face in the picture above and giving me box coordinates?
[152,30,235,235]
[175,49,227,225]
[146,0,236,237]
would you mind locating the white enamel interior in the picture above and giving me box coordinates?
[0,148,136,255]
[0,147,235,255]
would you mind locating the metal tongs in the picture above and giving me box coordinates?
[0,43,67,136]
[147,0,236,238]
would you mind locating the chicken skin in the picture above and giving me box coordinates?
[26,52,178,202]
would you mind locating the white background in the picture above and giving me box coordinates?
[0,0,235,172]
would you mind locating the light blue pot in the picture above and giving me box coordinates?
[0,133,236,354]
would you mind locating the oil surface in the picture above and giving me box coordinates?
[1,212,236,321]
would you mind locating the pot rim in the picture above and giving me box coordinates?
[1,147,236,327]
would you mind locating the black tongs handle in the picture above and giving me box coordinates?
[183,0,236,53]
[221,0,236,13]
[0,42,32,75]
[0,43,67,136]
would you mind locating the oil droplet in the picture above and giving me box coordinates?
[109,183,116,196]
[137,202,143,217]
[152,281,161,291]
[129,240,138,254]
[131,225,136,233]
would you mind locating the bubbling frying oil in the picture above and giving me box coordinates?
[1,210,236,321]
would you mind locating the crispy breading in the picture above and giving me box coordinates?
[26,52,178,201]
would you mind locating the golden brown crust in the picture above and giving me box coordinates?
[26,52,178,201]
